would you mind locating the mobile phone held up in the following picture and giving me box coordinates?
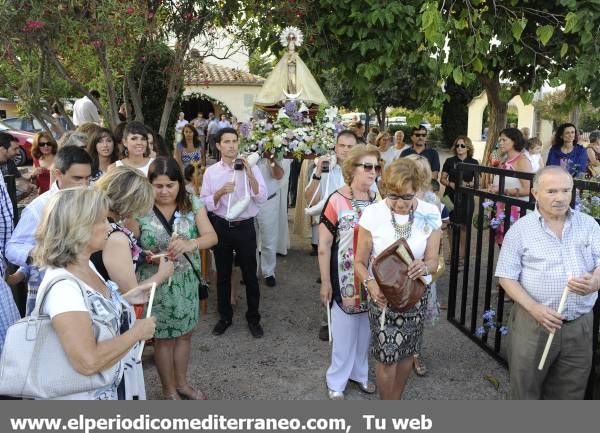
[234,158,244,170]
[321,160,330,173]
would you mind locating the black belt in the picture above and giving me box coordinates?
[267,192,277,200]
[213,214,254,229]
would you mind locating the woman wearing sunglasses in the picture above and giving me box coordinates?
[355,158,442,400]
[319,145,381,400]
[28,131,57,194]
[440,136,479,263]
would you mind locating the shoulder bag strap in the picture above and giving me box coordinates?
[33,275,90,318]
[152,206,203,283]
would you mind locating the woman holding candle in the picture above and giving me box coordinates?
[132,157,217,400]
[33,188,156,399]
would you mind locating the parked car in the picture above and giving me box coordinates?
[1,116,43,133]
[0,120,33,166]
[387,116,407,126]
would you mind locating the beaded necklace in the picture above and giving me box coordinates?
[388,199,415,240]
[349,186,373,218]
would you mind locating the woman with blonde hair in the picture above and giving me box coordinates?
[91,166,174,303]
[355,158,442,399]
[33,188,156,399]
[319,145,381,400]
[376,131,397,166]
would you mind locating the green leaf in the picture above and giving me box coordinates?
[536,25,554,46]
[560,43,568,58]
[407,112,422,127]
[473,58,483,73]
[484,374,500,391]
[564,12,578,33]
[452,67,463,85]
[511,18,527,41]
[521,91,534,106]
[454,18,468,30]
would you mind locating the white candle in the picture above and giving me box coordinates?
[136,282,157,362]
[326,303,332,344]
[538,283,570,370]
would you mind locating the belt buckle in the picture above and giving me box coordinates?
[228,220,237,229]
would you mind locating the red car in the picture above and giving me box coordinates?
[0,119,33,166]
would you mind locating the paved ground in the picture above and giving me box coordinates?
[141,223,510,400]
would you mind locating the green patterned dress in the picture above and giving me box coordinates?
[136,195,203,339]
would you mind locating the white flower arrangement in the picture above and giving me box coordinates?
[239,102,344,160]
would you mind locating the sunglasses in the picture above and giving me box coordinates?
[413,133,427,137]
[455,143,467,148]
[354,162,381,173]
[387,193,416,201]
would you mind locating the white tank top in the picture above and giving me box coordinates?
[115,158,154,177]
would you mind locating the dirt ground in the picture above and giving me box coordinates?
[141,222,510,400]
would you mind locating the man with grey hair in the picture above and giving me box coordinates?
[495,165,600,399]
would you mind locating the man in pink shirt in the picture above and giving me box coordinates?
[201,127,267,338]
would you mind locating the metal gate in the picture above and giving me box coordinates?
[447,163,600,399]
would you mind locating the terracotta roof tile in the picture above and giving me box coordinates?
[184,60,265,86]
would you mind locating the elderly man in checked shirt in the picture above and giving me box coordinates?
[495,166,600,399]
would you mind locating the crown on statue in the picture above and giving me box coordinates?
[279,26,303,49]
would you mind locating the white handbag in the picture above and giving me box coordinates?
[0,276,121,399]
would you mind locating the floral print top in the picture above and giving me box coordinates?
[320,190,376,314]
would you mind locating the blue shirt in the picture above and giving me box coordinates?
[495,207,600,320]
[6,181,60,314]
[546,144,588,177]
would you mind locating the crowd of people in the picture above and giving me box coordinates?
[0,99,599,402]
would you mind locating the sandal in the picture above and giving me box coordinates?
[349,379,376,394]
[412,354,428,377]
[163,392,181,400]
[177,387,208,400]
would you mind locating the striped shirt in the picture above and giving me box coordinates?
[0,175,14,278]
[495,208,600,320]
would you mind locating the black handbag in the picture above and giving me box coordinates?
[152,206,209,300]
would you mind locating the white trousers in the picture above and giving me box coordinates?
[326,302,371,392]
[256,192,279,277]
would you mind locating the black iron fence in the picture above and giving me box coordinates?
[447,163,600,399]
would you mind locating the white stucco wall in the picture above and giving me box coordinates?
[183,85,262,121]
[467,91,536,160]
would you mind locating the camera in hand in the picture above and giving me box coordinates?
[321,160,330,173]
[234,158,244,170]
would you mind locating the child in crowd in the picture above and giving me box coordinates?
[524,137,544,173]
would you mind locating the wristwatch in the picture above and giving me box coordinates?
[312,173,321,181]
[363,276,375,288]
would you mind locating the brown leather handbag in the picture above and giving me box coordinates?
[372,238,426,312]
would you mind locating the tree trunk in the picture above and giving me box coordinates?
[126,71,145,122]
[479,73,508,167]
[96,46,120,130]
[158,42,189,138]
[376,105,387,130]
[569,104,581,126]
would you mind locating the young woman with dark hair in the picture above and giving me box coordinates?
[174,124,204,172]
[87,127,119,183]
[131,157,217,400]
[546,122,587,177]
[110,121,154,176]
